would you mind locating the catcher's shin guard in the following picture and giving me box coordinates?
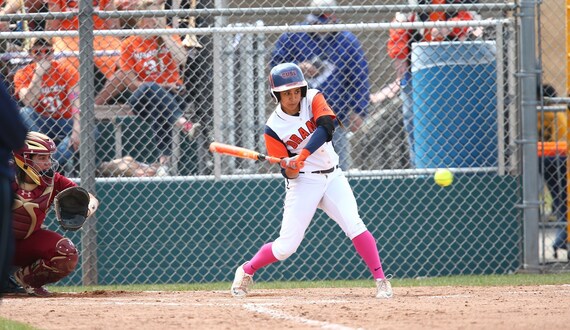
[16,238,78,288]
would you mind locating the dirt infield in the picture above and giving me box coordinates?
[1,285,570,329]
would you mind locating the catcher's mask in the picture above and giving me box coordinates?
[269,63,308,103]
[13,131,58,185]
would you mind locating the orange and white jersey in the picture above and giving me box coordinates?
[13,61,79,119]
[265,89,339,173]
[120,35,181,84]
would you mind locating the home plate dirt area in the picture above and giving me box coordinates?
[1,285,570,329]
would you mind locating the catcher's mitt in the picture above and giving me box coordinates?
[54,186,90,231]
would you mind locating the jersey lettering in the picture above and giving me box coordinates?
[289,134,302,145]
[285,120,318,150]
[306,120,317,132]
[286,140,298,149]
[298,127,310,140]
[40,95,64,113]
[142,58,164,78]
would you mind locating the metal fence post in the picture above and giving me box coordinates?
[212,0,227,179]
[520,0,541,271]
[78,0,98,285]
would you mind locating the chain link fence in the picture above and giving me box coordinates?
[537,0,570,265]
[2,1,558,285]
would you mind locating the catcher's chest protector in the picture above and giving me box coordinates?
[12,185,54,239]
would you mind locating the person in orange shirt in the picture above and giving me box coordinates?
[0,0,48,78]
[13,38,81,173]
[385,0,481,167]
[46,0,121,92]
[95,2,199,175]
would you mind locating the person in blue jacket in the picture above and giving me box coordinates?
[0,77,28,298]
[270,0,370,171]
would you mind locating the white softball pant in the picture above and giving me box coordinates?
[271,168,368,261]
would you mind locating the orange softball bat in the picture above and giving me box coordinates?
[209,142,281,164]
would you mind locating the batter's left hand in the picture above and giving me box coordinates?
[297,149,310,162]
[280,156,305,170]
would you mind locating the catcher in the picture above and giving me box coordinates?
[11,132,99,296]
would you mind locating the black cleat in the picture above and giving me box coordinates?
[1,274,27,294]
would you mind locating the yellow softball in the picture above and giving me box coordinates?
[434,169,453,187]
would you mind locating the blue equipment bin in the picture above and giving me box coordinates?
[411,41,498,168]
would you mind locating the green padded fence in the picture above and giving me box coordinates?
[49,173,520,286]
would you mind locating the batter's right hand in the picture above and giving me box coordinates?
[280,157,305,170]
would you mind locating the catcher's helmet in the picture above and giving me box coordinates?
[269,63,308,103]
[13,131,58,185]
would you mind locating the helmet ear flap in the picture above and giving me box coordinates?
[273,91,281,103]
[14,157,42,185]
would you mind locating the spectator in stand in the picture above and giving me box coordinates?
[270,0,370,171]
[385,0,482,167]
[537,83,568,259]
[0,0,47,33]
[0,0,48,80]
[13,38,81,173]
[46,0,121,93]
[95,1,199,176]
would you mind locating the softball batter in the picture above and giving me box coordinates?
[231,63,392,299]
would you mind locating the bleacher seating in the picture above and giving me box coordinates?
[94,104,192,176]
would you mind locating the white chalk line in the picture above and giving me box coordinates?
[242,303,363,330]
[424,294,472,299]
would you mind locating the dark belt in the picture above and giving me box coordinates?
[300,165,339,174]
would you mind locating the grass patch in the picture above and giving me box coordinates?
[0,317,37,330]
[48,273,570,293]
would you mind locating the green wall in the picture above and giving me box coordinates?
[49,173,521,285]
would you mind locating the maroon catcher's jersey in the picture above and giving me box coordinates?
[12,172,76,240]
